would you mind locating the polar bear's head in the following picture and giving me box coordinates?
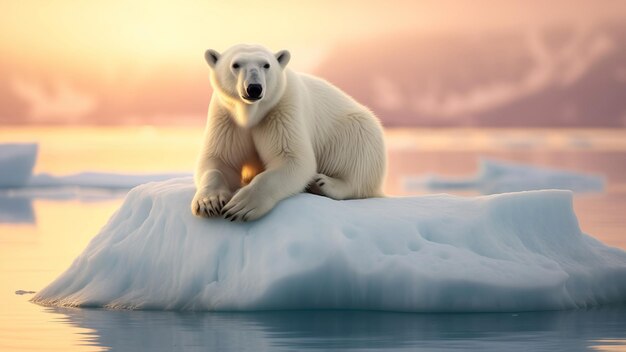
[204,44,290,115]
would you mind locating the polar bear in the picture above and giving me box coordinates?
[191,44,386,221]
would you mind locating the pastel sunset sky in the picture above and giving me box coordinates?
[1,0,625,125]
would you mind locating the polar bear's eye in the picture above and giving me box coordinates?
[232,63,240,69]
[263,63,270,69]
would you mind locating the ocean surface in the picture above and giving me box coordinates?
[1,127,625,351]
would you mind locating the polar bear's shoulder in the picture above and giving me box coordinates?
[286,70,353,104]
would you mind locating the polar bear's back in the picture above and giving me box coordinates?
[285,70,386,197]
[288,70,382,135]
[290,71,373,120]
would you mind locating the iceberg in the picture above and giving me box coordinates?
[405,158,605,194]
[0,143,38,188]
[32,178,626,312]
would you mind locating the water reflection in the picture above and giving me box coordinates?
[0,189,127,224]
[52,307,626,351]
[0,195,34,224]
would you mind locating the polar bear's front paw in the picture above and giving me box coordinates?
[191,189,233,218]
[222,186,275,222]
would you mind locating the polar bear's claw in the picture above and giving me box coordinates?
[191,189,233,218]
[222,185,275,222]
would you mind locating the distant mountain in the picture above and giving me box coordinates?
[314,23,626,127]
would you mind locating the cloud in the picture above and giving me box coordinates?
[371,76,405,110]
[615,66,626,83]
[557,32,614,85]
[372,28,615,118]
[10,78,97,123]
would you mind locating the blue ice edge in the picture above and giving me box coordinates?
[32,177,626,312]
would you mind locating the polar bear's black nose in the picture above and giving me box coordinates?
[246,84,263,99]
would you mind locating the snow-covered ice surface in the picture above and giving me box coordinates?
[0,143,38,187]
[33,177,626,312]
[405,158,605,194]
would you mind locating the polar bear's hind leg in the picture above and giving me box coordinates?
[309,173,353,200]
[309,172,382,200]
[308,111,386,200]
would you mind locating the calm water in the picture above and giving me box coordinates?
[1,127,626,351]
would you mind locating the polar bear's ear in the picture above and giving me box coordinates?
[204,49,221,68]
[275,50,291,69]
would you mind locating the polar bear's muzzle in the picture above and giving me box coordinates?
[241,67,264,102]
[244,84,263,101]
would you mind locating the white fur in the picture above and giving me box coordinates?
[191,44,386,221]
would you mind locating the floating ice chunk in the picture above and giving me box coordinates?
[405,159,605,194]
[32,178,626,312]
[0,143,38,187]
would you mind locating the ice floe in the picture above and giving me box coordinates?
[32,178,626,312]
